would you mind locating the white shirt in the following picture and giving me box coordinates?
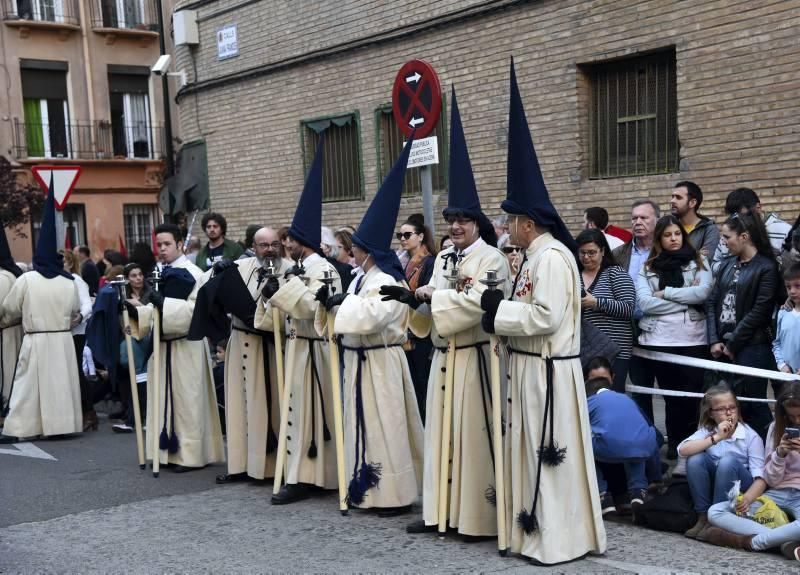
[604,232,624,251]
[678,422,765,479]
[70,274,93,336]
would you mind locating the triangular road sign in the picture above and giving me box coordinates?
[31,165,82,210]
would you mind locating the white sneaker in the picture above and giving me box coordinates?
[112,423,134,434]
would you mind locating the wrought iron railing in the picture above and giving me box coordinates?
[1,0,79,26]
[89,0,158,31]
[13,118,165,160]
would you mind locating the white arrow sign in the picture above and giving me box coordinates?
[31,166,82,210]
[405,72,421,84]
[409,117,425,128]
[0,441,57,461]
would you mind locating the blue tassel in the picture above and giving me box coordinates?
[168,431,180,454]
[485,485,497,507]
[538,443,567,467]
[345,462,382,507]
[516,508,539,534]
[159,428,169,450]
[307,439,318,459]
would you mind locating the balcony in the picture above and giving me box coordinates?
[2,0,80,31]
[12,118,165,161]
[90,0,159,38]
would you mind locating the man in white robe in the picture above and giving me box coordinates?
[0,228,23,421]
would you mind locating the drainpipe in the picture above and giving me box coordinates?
[77,0,97,155]
[156,0,174,176]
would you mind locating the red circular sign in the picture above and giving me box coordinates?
[392,60,442,139]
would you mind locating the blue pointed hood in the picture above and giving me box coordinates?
[504,58,576,252]
[32,173,72,280]
[444,87,497,247]
[288,136,325,253]
[0,221,22,277]
[352,135,414,282]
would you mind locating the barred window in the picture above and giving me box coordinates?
[376,104,447,197]
[588,49,678,179]
[301,113,362,202]
[123,204,159,249]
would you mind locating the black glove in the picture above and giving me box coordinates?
[480,289,503,334]
[212,259,237,275]
[261,277,280,300]
[379,285,420,309]
[314,285,329,307]
[326,292,348,311]
[148,290,164,311]
[284,264,305,280]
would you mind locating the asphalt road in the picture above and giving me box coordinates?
[1,415,797,574]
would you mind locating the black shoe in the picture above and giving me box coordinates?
[666,445,678,460]
[216,472,248,484]
[376,505,412,518]
[461,534,493,543]
[600,491,617,516]
[0,435,19,444]
[406,519,437,534]
[271,483,310,505]
[172,465,204,474]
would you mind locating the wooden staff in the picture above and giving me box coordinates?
[150,269,162,478]
[320,266,348,515]
[438,261,461,536]
[110,275,145,470]
[263,260,285,409]
[479,269,508,556]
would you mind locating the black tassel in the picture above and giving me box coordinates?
[322,424,332,442]
[485,485,497,507]
[538,443,567,467]
[266,428,278,453]
[346,462,382,507]
[307,439,318,459]
[159,428,169,450]
[516,508,539,534]
[168,431,180,454]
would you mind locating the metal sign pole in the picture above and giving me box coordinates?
[55,210,66,251]
[420,165,434,231]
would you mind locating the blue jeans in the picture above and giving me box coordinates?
[708,487,800,551]
[595,446,660,493]
[686,452,754,512]
[731,344,776,441]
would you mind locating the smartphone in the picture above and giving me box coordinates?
[786,427,800,439]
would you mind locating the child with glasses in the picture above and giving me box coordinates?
[678,385,765,539]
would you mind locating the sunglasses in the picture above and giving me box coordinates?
[395,232,417,240]
[502,246,521,254]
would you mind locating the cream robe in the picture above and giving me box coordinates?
[255,253,340,488]
[316,266,424,508]
[494,232,606,564]
[0,270,23,410]
[219,257,292,480]
[408,239,510,536]
[134,258,225,468]
[1,272,81,438]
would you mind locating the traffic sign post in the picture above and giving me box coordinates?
[392,60,442,229]
[31,166,82,250]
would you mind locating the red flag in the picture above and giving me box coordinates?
[151,229,158,256]
[64,230,72,250]
[118,235,128,258]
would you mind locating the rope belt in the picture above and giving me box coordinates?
[507,348,580,534]
[162,335,187,342]
[290,333,330,458]
[434,340,490,353]
[24,328,71,334]
[0,321,22,331]
[232,325,274,340]
[339,342,402,504]
[159,340,180,455]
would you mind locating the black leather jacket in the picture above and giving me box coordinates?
[706,253,779,354]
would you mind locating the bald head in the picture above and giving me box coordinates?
[254,227,280,262]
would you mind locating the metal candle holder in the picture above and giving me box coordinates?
[150,269,162,292]
[443,259,460,287]
[109,274,129,302]
[479,269,504,291]
[320,265,337,295]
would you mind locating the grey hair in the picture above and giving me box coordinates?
[631,199,661,218]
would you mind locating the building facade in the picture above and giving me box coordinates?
[1,0,179,262]
[173,0,800,244]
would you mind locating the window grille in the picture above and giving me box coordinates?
[376,104,447,197]
[301,113,362,202]
[123,204,159,249]
[588,49,678,179]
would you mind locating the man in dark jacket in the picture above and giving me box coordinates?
[670,181,720,258]
[196,212,244,272]
[76,245,100,296]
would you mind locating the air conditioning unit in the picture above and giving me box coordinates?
[173,10,198,46]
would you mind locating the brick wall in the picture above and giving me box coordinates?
[174,0,800,244]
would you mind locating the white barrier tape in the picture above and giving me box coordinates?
[632,347,800,383]
[625,384,776,404]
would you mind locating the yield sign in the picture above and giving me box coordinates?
[392,59,442,139]
[31,165,82,210]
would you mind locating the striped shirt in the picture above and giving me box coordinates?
[581,265,636,360]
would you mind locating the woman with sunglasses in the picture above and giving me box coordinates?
[502,244,523,274]
[396,214,437,419]
[576,229,635,392]
[678,384,764,539]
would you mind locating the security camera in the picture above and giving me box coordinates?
[151,54,171,76]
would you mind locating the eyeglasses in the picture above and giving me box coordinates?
[502,246,521,254]
[255,242,282,250]
[395,232,417,241]
[445,216,474,226]
[710,405,738,413]
[579,249,600,258]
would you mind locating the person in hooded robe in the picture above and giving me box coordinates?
[315,137,424,515]
[480,60,605,565]
[1,185,81,441]
[128,223,224,471]
[0,224,23,424]
[254,137,342,504]
[383,88,511,538]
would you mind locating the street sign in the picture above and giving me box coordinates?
[31,165,81,210]
[217,24,238,60]
[405,136,439,168]
[392,59,442,139]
